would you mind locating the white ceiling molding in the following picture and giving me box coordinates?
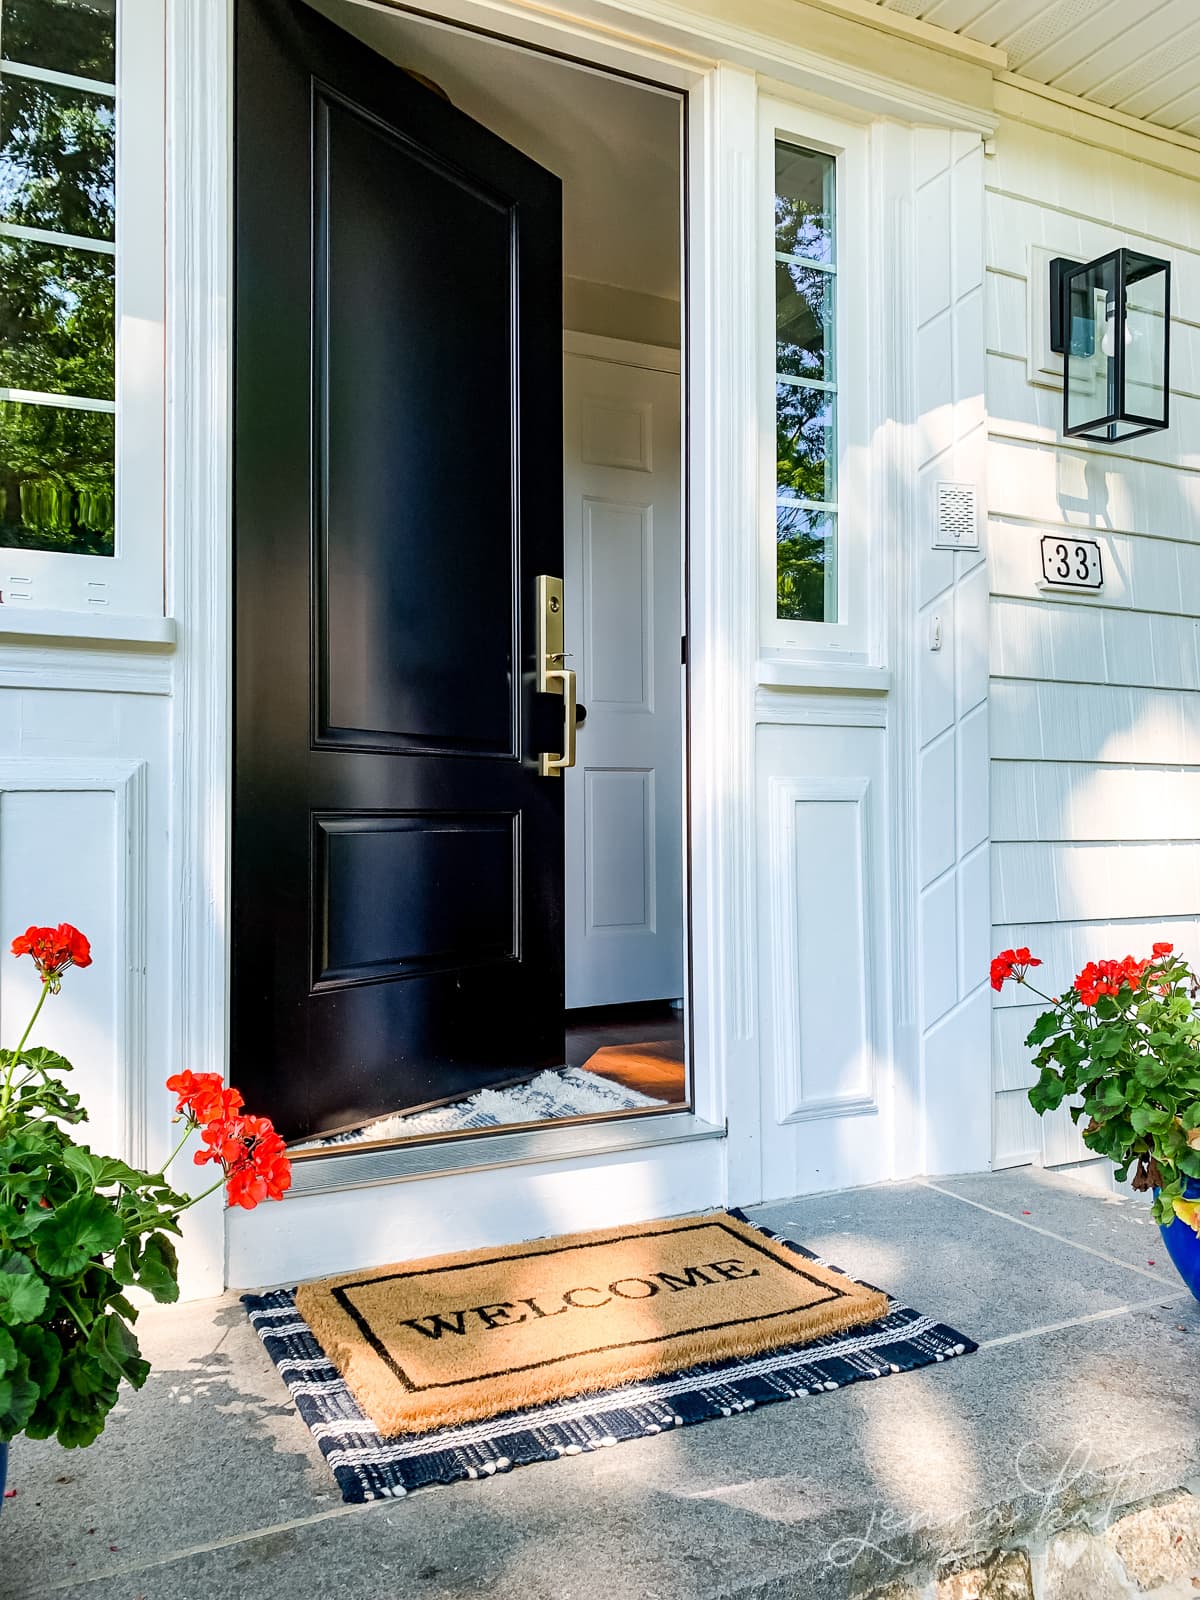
[867,0,1200,138]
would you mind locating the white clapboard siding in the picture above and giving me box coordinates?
[988,437,1200,538]
[990,603,1200,697]
[992,761,1200,842]
[989,355,1200,474]
[986,85,1200,1172]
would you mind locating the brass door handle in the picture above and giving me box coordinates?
[542,666,577,777]
[536,574,579,778]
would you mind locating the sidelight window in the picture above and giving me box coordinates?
[0,0,164,615]
[774,140,837,626]
[761,101,870,660]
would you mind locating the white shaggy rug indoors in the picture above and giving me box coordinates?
[297,1067,666,1149]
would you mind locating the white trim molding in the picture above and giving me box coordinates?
[163,0,232,1299]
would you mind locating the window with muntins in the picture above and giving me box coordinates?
[0,0,163,617]
[774,140,837,625]
[761,100,870,661]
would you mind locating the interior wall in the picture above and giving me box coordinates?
[986,87,1200,1170]
[564,277,680,349]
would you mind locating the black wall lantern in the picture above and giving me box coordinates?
[1049,248,1171,442]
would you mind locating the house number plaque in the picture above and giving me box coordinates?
[1039,534,1103,591]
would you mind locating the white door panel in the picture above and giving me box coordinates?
[564,349,684,1008]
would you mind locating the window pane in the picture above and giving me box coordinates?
[776,503,835,624]
[774,138,837,625]
[776,257,833,382]
[774,142,834,264]
[0,72,115,239]
[776,380,834,506]
[0,236,113,397]
[0,398,113,554]
[1,0,116,81]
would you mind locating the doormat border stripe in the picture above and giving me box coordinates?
[243,1210,977,1504]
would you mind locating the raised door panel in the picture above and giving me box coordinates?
[313,812,518,987]
[314,90,518,757]
[583,498,653,712]
[585,769,653,933]
[755,722,889,1200]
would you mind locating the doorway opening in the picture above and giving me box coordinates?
[233,0,689,1154]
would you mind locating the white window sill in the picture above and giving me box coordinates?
[287,1109,726,1198]
[756,658,891,693]
[0,610,176,648]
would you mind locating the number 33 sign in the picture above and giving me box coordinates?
[1039,534,1103,591]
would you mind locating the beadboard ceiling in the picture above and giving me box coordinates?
[871,0,1200,136]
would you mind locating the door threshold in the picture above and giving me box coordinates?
[286,1109,726,1199]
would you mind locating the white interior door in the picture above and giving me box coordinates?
[564,340,684,1010]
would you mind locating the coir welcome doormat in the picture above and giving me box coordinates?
[295,1212,889,1435]
[245,1211,977,1504]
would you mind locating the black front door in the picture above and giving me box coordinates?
[233,0,565,1141]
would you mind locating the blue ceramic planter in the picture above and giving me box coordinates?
[0,1440,7,1510]
[1159,1176,1200,1302]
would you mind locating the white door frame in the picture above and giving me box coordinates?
[166,0,993,1291]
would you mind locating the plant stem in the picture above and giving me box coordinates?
[160,1121,196,1177]
[0,978,50,1124]
[61,1294,90,1338]
[179,1176,226,1208]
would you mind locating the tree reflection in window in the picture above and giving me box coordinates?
[774,141,836,623]
[0,0,116,556]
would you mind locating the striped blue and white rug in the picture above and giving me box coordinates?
[243,1210,976,1504]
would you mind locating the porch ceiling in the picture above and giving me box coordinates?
[870,0,1200,136]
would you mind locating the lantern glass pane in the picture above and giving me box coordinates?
[1124,256,1168,427]
[1064,254,1118,436]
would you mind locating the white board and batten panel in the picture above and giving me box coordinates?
[754,721,890,1200]
[985,85,1200,1170]
[564,344,685,1010]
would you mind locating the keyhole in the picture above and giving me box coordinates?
[549,595,561,613]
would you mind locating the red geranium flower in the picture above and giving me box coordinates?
[1073,954,1147,1007]
[192,1108,291,1209]
[990,947,1042,991]
[11,923,92,989]
[166,1070,244,1126]
[1152,942,1174,958]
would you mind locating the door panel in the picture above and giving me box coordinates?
[234,0,564,1141]
[315,87,518,756]
[564,351,684,1008]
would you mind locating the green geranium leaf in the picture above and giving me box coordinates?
[15,1322,61,1399]
[1130,1104,1172,1136]
[34,1194,123,1278]
[108,1293,138,1323]
[86,1313,148,1389]
[111,1241,137,1286]
[19,1047,73,1077]
[0,1252,49,1324]
[0,1358,41,1440]
[60,1147,105,1188]
[136,1233,179,1304]
[1025,1011,1061,1047]
[94,1158,147,1190]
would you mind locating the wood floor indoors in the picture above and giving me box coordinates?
[566,1002,687,1103]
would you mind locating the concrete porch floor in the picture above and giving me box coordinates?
[6,1168,1200,1600]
